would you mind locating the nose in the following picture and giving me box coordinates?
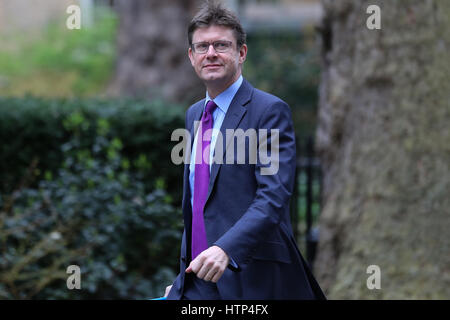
[206,44,218,57]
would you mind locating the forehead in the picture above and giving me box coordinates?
[192,25,235,43]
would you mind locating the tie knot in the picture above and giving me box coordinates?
[205,100,217,114]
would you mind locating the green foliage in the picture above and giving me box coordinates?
[0,7,117,97]
[0,118,183,299]
[0,97,185,204]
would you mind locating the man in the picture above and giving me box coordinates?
[165,1,325,300]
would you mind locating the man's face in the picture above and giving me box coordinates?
[188,25,247,90]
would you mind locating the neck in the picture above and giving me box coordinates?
[206,72,241,99]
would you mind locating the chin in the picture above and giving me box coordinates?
[202,73,225,82]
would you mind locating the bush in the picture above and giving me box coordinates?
[0,97,185,203]
[0,118,183,299]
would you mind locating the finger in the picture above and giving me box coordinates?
[187,253,207,274]
[164,285,172,297]
[190,258,203,274]
[204,267,218,282]
[186,258,199,273]
[196,264,210,279]
[185,260,194,273]
[211,268,224,283]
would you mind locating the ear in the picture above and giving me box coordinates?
[238,44,248,64]
[188,47,195,67]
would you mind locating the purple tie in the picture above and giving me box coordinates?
[191,100,217,260]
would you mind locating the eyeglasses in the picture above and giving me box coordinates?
[191,40,233,54]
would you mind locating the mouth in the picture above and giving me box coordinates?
[203,64,222,69]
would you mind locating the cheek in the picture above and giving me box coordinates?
[194,59,203,71]
[223,56,237,69]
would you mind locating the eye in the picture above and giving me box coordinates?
[215,42,228,49]
[196,43,209,51]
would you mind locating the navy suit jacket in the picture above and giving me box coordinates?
[167,79,325,300]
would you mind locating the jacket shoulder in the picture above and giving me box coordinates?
[187,99,204,112]
[248,88,291,122]
[252,88,287,107]
[185,99,204,123]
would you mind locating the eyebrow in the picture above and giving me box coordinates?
[194,39,230,43]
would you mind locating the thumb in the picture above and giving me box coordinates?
[185,264,192,273]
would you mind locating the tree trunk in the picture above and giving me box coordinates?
[315,0,450,299]
[109,0,203,104]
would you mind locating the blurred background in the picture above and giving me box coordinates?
[0,0,448,299]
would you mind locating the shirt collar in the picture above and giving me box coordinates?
[204,75,243,114]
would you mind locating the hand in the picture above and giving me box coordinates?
[164,285,172,297]
[185,245,229,283]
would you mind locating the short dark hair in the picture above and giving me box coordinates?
[188,0,246,48]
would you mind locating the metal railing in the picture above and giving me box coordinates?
[291,136,322,268]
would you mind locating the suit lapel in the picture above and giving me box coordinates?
[182,100,204,224]
[189,101,204,148]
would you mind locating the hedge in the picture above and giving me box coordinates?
[0,96,185,202]
[0,97,186,299]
